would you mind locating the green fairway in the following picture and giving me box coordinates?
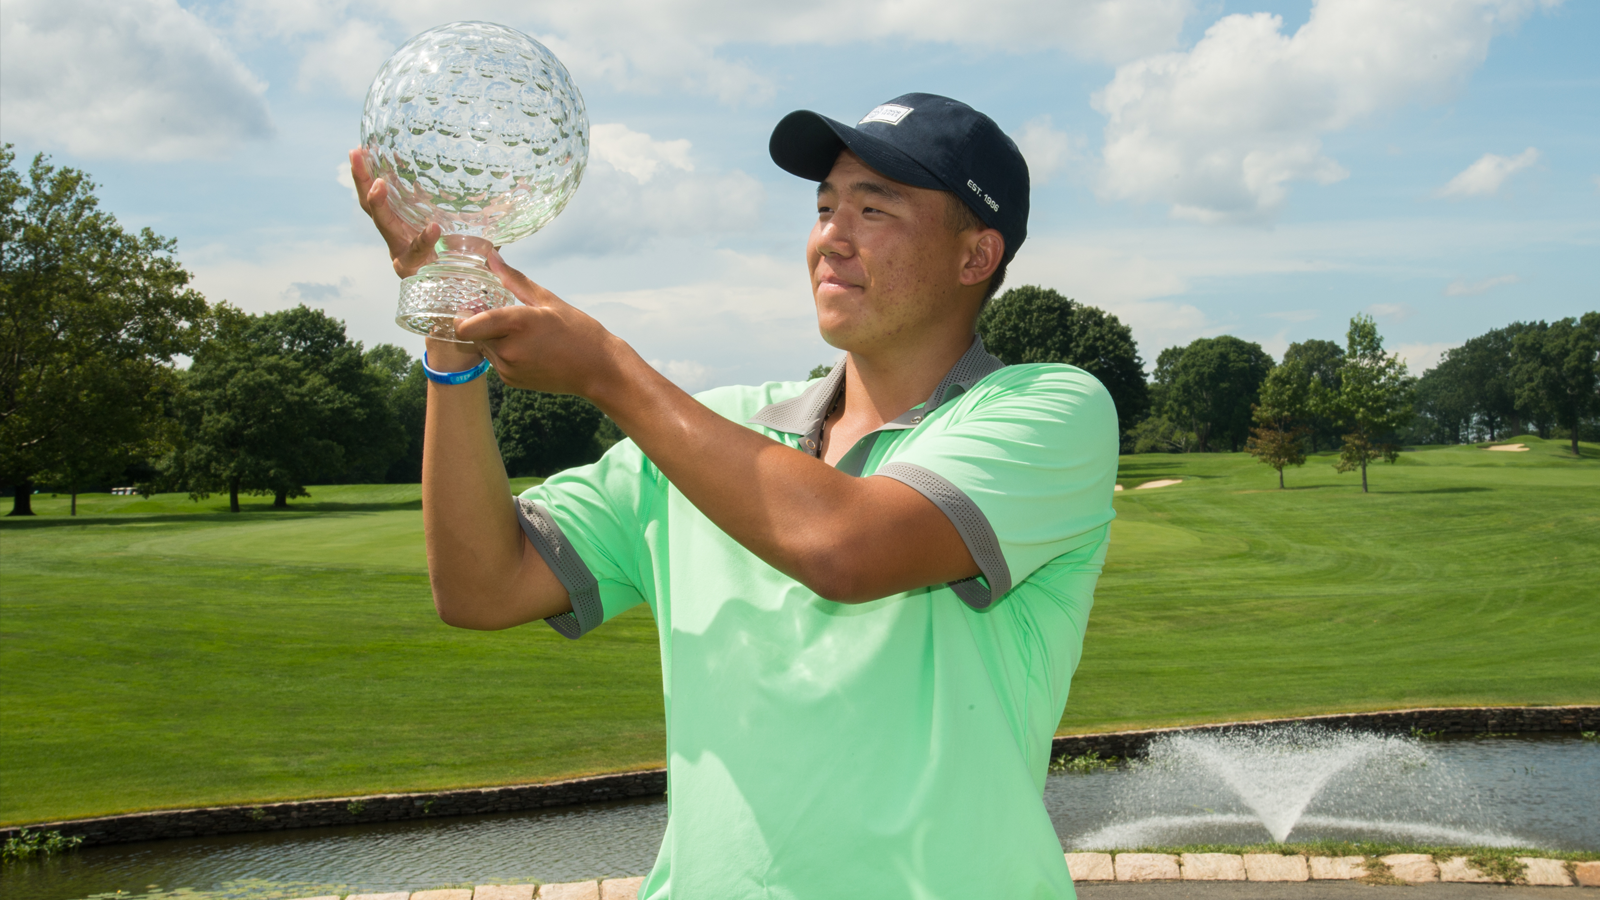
[2,438,1596,824]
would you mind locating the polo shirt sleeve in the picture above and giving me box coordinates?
[514,437,656,639]
[873,364,1118,610]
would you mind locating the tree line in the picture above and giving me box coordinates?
[1,149,615,515]
[4,149,1596,512]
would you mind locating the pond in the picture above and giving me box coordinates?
[5,733,1595,900]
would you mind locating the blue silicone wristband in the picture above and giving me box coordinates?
[422,352,492,386]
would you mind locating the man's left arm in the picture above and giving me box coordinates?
[462,255,978,604]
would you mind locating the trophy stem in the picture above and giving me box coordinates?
[395,234,516,342]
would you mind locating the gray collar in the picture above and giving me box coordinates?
[748,336,1006,453]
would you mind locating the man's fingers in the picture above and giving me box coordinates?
[486,248,555,307]
[454,307,523,346]
[348,148,375,204]
[398,222,441,272]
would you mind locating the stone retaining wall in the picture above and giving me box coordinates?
[1049,704,1598,761]
[0,769,665,849]
[6,705,1592,849]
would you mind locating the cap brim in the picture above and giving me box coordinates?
[769,110,944,190]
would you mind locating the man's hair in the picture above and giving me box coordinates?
[944,194,1008,304]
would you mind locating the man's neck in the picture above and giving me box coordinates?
[819,325,975,466]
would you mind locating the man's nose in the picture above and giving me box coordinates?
[816,214,855,256]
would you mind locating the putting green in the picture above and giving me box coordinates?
[2,436,1595,824]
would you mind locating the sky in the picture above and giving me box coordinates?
[2,0,1596,390]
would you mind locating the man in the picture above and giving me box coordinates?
[352,92,1117,898]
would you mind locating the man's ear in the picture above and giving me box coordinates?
[959,229,1005,287]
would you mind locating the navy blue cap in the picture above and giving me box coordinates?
[769,92,1029,264]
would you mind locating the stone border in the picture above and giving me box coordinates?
[5,705,1592,849]
[0,770,665,849]
[1062,852,1599,888]
[1049,704,1598,761]
[288,881,646,900]
[281,855,1600,897]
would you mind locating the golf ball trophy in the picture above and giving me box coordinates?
[361,21,588,341]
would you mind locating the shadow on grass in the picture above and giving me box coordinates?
[1374,486,1493,494]
[0,500,420,529]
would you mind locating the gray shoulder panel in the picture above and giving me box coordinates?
[873,461,1011,609]
[515,497,604,639]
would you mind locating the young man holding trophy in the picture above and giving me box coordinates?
[353,91,1117,898]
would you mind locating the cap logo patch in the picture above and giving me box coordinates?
[859,104,913,126]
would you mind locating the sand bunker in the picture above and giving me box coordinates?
[1486,443,1529,452]
[1114,485,1124,492]
[1135,479,1183,490]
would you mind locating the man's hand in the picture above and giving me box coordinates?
[349,148,441,280]
[434,251,630,398]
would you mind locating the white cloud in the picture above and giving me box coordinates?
[525,128,763,258]
[1094,0,1559,222]
[592,124,694,184]
[0,0,273,160]
[1014,116,1081,186]
[1006,237,1211,353]
[356,0,1195,105]
[1367,302,1413,321]
[647,358,722,392]
[186,238,404,352]
[1394,341,1455,373]
[228,0,353,39]
[1437,148,1540,197]
[1445,274,1519,296]
[336,162,358,202]
[569,249,830,387]
[295,18,394,99]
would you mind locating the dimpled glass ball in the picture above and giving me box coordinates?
[361,21,587,243]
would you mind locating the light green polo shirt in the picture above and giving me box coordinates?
[515,337,1118,899]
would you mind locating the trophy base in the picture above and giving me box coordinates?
[394,243,516,343]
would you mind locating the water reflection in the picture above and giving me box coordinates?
[5,734,1594,900]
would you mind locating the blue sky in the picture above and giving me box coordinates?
[2,0,1595,390]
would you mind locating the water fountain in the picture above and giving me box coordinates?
[1062,725,1552,849]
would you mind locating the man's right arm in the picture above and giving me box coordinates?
[420,338,574,630]
[349,147,572,630]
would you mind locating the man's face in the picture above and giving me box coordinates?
[807,151,979,353]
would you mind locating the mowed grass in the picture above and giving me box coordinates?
[2,438,1596,824]
[0,479,670,825]
[1063,435,1599,733]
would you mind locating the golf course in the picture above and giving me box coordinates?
[2,437,1595,826]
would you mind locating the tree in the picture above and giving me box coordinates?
[1318,314,1412,493]
[1451,324,1527,440]
[1153,336,1273,452]
[1246,361,1311,488]
[0,147,207,515]
[38,357,178,514]
[1281,339,1344,450]
[169,305,401,510]
[808,364,834,379]
[494,388,605,477]
[977,285,1150,435]
[1128,414,1197,454]
[1407,353,1475,445]
[1511,313,1600,457]
[365,344,427,483]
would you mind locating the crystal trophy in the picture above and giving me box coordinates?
[361,21,588,341]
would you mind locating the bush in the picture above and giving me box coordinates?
[1,828,83,863]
